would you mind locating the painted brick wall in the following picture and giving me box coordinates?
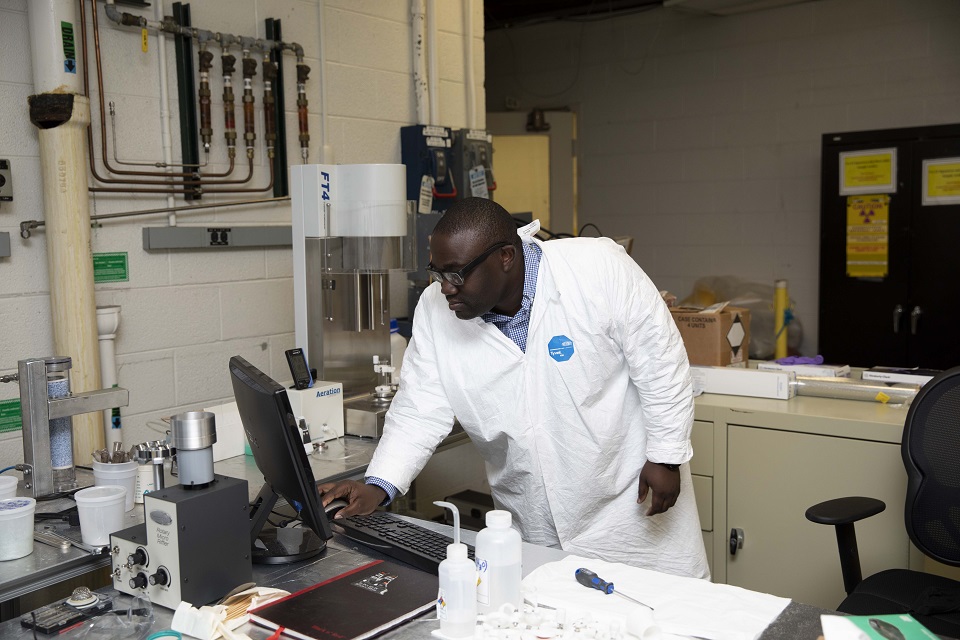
[0,0,485,467]
[485,0,960,357]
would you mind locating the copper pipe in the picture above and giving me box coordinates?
[87,0,235,180]
[242,54,257,159]
[198,46,214,154]
[204,154,275,193]
[262,56,277,154]
[296,62,310,163]
[222,53,237,157]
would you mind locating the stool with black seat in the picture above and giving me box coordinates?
[806,366,960,638]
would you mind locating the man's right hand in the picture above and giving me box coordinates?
[317,480,386,519]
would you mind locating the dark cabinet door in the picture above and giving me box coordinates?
[906,138,960,369]
[818,140,912,366]
[819,124,960,370]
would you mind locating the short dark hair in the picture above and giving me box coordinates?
[433,198,520,249]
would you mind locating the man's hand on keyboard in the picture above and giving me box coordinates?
[318,480,386,519]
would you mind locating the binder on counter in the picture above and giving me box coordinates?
[249,559,438,640]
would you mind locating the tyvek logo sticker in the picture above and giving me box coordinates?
[548,335,574,362]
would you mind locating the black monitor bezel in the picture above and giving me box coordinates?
[229,355,333,547]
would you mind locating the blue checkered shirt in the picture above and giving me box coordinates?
[365,241,543,504]
[480,241,542,353]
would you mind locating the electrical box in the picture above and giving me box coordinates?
[400,125,456,213]
[0,159,12,201]
[450,129,496,201]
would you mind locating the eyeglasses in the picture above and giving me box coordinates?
[426,241,510,286]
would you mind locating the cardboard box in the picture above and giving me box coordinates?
[670,306,751,367]
[757,362,851,378]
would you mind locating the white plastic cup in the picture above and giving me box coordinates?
[74,486,126,546]
[135,463,156,504]
[92,460,137,512]
[0,475,18,500]
[0,497,36,561]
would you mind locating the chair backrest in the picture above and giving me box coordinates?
[902,366,960,567]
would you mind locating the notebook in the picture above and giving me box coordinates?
[248,559,439,640]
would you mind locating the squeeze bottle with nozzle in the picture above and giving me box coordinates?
[434,501,477,638]
[475,509,522,613]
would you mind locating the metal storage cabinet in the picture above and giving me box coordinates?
[818,123,960,370]
[693,394,923,610]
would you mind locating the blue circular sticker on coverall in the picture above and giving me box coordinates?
[548,335,575,362]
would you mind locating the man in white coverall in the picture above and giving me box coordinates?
[320,197,709,579]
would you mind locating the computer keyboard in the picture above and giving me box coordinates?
[335,511,475,575]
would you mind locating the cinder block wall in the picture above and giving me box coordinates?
[0,0,485,467]
[485,0,960,356]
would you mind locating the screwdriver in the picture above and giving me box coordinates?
[575,568,654,610]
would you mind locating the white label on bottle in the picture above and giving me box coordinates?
[475,558,489,606]
[437,587,448,620]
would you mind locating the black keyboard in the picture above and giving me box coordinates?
[335,511,475,575]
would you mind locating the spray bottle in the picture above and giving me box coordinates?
[434,501,477,638]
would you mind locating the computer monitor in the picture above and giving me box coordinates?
[229,355,333,564]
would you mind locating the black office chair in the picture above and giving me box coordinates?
[806,366,960,637]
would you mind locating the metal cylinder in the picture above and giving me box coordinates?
[45,357,77,492]
[171,411,216,487]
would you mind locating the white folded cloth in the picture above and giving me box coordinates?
[521,555,790,640]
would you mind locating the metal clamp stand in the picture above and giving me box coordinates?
[18,357,129,498]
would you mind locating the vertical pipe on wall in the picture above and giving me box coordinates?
[28,0,83,95]
[96,306,122,448]
[317,0,334,163]
[463,0,476,130]
[412,0,429,125]
[426,0,439,126]
[28,0,104,461]
[154,0,178,225]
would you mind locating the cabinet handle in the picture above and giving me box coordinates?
[893,304,903,334]
[729,528,744,556]
[910,306,922,335]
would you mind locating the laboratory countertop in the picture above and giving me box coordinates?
[694,392,909,443]
[0,518,833,640]
[0,430,471,606]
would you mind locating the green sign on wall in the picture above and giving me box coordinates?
[93,252,129,283]
[0,399,21,433]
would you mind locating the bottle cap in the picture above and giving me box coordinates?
[447,542,468,560]
[486,510,512,528]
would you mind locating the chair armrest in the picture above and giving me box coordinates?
[805,496,886,525]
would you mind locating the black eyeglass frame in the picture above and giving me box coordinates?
[426,241,511,286]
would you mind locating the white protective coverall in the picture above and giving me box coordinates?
[366,230,709,579]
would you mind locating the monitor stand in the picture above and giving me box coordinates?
[249,484,326,565]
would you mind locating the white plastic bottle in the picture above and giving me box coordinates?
[389,319,407,384]
[474,509,522,614]
[434,501,477,638]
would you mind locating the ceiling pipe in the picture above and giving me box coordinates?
[27,0,104,460]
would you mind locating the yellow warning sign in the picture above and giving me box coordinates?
[840,148,896,195]
[846,195,889,278]
[923,158,960,205]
